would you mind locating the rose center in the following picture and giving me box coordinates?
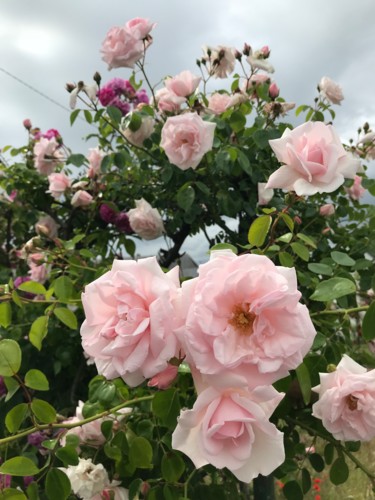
[229,304,256,336]
[346,394,359,411]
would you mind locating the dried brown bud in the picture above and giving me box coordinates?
[93,71,101,86]
[65,82,76,93]
[243,43,251,56]
[234,49,242,61]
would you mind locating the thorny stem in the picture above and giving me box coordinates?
[310,306,369,318]
[0,395,154,446]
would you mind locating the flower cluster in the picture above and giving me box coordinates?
[97,78,149,116]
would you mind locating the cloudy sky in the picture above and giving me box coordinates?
[1,0,374,262]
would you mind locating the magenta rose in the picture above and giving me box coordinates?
[265,121,360,196]
[172,381,285,482]
[312,355,375,441]
[177,250,316,388]
[160,112,216,170]
[80,258,182,387]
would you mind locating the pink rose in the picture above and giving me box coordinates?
[47,172,71,199]
[172,382,285,482]
[257,182,274,205]
[87,147,105,178]
[165,70,201,97]
[92,484,129,500]
[147,364,179,390]
[269,82,280,99]
[160,112,216,170]
[80,258,181,387]
[319,76,344,105]
[346,175,366,200]
[319,203,335,216]
[128,198,164,240]
[203,46,236,78]
[207,93,232,115]
[71,190,93,208]
[266,122,360,196]
[153,88,185,113]
[101,26,144,69]
[125,17,155,39]
[312,355,375,441]
[177,250,316,388]
[33,137,64,175]
[123,116,154,147]
[28,253,48,284]
[35,215,59,239]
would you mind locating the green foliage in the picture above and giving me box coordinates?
[0,339,21,376]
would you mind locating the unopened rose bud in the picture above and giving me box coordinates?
[363,122,370,133]
[141,482,150,496]
[65,82,76,93]
[294,215,302,225]
[243,43,251,56]
[269,82,280,99]
[206,47,212,58]
[260,45,270,58]
[319,204,335,217]
[234,49,242,61]
[93,71,101,86]
[23,119,32,130]
[196,58,201,67]
[322,227,332,235]
[77,81,85,91]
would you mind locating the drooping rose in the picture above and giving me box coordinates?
[160,112,216,170]
[33,137,64,175]
[47,172,71,199]
[125,17,155,40]
[319,204,335,216]
[319,76,344,105]
[153,88,186,113]
[257,182,274,205]
[346,175,366,200]
[101,26,144,70]
[87,147,105,178]
[60,459,109,500]
[312,355,375,442]
[80,257,181,387]
[172,381,285,482]
[177,250,316,388]
[265,121,360,196]
[71,190,94,208]
[165,70,201,97]
[35,215,59,239]
[127,198,164,240]
[207,93,232,115]
[203,46,236,78]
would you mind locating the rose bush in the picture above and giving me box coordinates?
[0,14,374,500]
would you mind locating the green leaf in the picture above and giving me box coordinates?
[12,290,24,309]
[209,243,238,254]
[161,452,185,482]
[282,480,303,500]
[296,233,317,249]
[53,276,74,301]
[248,215,272,247]
[29,316,49,351]
[280,213,294,232]
[129,478,143,500]
[107,105,122,124]
[70,109,80,126]
[129,437,153,469]
[127,112,142,132]
[308,453,325,472]
[55,446,79,467]
[18,281,46,295]
[0,457,39,476]
[301,468,311,494]
[5,403,29,433]
[3,376,20,401]
[84,109,93,124]
[31,398,56,424]
[53,308,78,330]
[324,443,335,465]
[0,302,12,328]
[66,154,86,167]
[229,110,246,133]
[0,339,22,376]
[24,369,49,391]
[362,301,375,340]
[330,457,349,485]
[291,242,309,262]
[278,252,294,268]
[310,277,356,301]
[308,263,333,276]
[45,469,71,500]
[295,363,311,405]
[331,251,355,267]
[277,232,293,243]
[125,237,136,258]
[176,185,195,211]
[0,489,27,499]
[152,388,181,429]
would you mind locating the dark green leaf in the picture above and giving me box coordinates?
[301,468,311,494]
[84,110,93,124]
[129,478,143,500]
[308,263,333,276]
[107,105,122,124]
[295,363,311,405]
[129,437,153,469]
[291,242,310,262]
[24,369,49,391]
[0,339,22,376]
[0,457,39,476]
[45,469,71,500]
[330,457,349,485]
[324,443,335,465]
[66,154,86,167]
[55,446,79,466]
[152,388,180,429]
[308,453,325,472]
[296,233,317,248]
[362,301,375,340]
[282,480,303,500]
[176,185,195,211]
[161,452,185,482]
[70,109,80,126]
[248,215,272,247]
[278,252,294,268]
[310,277,356,301]
[53,308,78,330]
[229,110,246,133]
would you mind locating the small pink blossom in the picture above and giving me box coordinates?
[207,93,232,114]
[148,364,179,390]
[154,88,185,113]
[71,190,93,208]
[47,172,71,199]
[266,121,360,196]
[346,175,366,200]
[319,76,344,105]
[258,183,274,205]
[23,118,32,130]
[33,137,64,175]
[312,355,375,441]
[165,70,201,97]
[160,112,216,170]
[172,382,285,482]
[128,198,164,240]
[319,204,335,216]
[176,250,316,389]
[28,253,48,284]
[35,215,59,239]
[269,82,280,99]
[87,147,105,178]
[80,257,181,387]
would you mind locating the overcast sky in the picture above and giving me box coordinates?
[1,0,374,262]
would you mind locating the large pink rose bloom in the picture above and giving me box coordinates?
[265,122,360,196]
[101,26,143,69]
[165,70,201,97]
[160,113,216,170]
[80,258,181,387]
[128,198,164,240]
[47,172,71,199]
[177,250,316,388]
[312,355,375,442]
[172,382,285,482]
[33,137,64,175]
